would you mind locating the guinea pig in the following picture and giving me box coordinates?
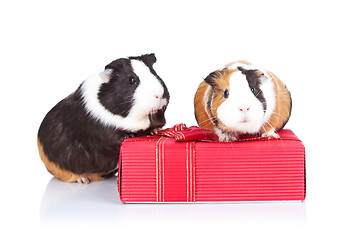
[37,53,169,183]
[194,60,291,142]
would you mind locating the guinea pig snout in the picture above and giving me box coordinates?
[151,93,168,110]
[238,106,250,122]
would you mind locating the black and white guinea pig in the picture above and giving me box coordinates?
[37,53,169,183]
[194,60,291,142]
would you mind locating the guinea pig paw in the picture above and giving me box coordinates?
[219,135,238,142]
[262,131,280,139]
[76,177,90,184]
[150,128,161,135]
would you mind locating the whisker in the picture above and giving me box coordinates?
[262,120,277,135]
[271,112,289,120]
[197,117,215,126]
[274,95,291,102]
[217,131,227,142]
[197,119,214,126]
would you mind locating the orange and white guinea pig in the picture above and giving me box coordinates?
[194,60,291,142]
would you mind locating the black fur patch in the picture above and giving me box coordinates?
[207,87,219,126]
[203,71,225,126]
[204,70,222,86]
[99,58,137,117]
[238,67,267,111]
[38,90,123,174]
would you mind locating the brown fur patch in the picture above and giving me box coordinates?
[210,69,234,131]
[261,71,292,133]
[194,81,214,132]
[37,138,105,183]
[194,69,236,132]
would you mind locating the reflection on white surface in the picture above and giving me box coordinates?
[40,177,121,223]
[40,177,306,226]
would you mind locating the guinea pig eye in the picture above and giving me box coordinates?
[224,89,229,98]
[129,77,137,85]
[251,88,255,93]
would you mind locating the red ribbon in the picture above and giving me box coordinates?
[156,123,219,142]
[156,124,299,143]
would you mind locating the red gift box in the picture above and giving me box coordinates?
[118,124,305,202]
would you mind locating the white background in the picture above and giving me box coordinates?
[1,0,359,239]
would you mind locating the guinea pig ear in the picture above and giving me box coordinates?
[99,69,113,83]
[204,70,222,86]
[141,53,157,67]
[239,68,268,83]
[252,70,268,82]
[105,58,128,72]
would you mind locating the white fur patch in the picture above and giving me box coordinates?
[80,73,150,131]
[217,71,266,134]
[260,77,275,125]
[80,60,166,132]
[224,62,276,131]
[130,60,166,114]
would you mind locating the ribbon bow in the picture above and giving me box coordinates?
[156,123,219,142]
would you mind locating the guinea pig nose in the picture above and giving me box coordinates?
[239,107,250,112]
[155,95,160,99]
